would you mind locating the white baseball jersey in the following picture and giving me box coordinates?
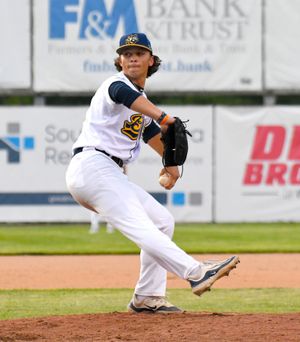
[73,71,152,163]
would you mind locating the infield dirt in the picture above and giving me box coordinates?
[0,312,300,342]
[0,254,299,341]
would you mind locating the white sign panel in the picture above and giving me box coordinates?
[34,0,262,92]
[0,105,212,222]
[0,0,31,89]
[215,106,300,222]
[265,0,300,90]
[127,106,213,222]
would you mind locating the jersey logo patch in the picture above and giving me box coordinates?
[121,114,143,140]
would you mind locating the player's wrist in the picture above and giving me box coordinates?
[157,112,174,126]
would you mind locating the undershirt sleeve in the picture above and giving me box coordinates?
[142,120,161,143]
[108,81,142,108]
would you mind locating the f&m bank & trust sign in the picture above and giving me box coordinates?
[48,0,251,74]
[50,0,248,41]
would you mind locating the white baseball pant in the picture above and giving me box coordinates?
[66,149,200,297]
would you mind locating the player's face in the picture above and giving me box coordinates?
[119,47,154,86]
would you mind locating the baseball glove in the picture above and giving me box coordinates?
[161,117,192,167]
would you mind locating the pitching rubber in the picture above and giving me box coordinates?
[192,256,240,296]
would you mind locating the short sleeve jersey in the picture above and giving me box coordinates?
[73,71,152,163]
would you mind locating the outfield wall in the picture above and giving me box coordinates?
[1,105,299,223]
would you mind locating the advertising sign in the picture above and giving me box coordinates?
[0,107,88,222]
[215,106,300,222]
[0,105,212,222]
[34,0,262,92]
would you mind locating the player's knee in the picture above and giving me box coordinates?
[70,192,96,212]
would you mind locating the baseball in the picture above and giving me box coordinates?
[159,174,169,187]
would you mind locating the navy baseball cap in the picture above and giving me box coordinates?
[116,33,152,54]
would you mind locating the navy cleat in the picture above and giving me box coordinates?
[128,295,183,314]
[189,256,240,296]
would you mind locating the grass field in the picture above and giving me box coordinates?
[1,288,299,320]
[0,223,300,320]
[1,222,300,255]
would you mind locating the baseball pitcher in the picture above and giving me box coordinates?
[66,33,239,313]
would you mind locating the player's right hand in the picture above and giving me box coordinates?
[159,167,179,190]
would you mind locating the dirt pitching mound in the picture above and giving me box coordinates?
[0,312,299,342]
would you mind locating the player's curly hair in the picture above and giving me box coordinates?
[114,55,161,78]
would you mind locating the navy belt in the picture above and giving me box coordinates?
[73,147,124,167]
